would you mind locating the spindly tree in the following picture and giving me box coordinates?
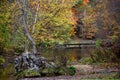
[15,0,40,54]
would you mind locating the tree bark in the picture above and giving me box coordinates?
[32,0,40,34]
[17,0,37,54]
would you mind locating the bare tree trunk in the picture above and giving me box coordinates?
[17,0,37,54]
[32,0,40,34]
[83,9,87,39]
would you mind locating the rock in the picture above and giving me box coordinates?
[29,53,37,60]
[42,68,55,74]
[14,57,20,72]
[14,52,58,77]
[34,57,42,67]
[49,62,57,68]
[40,56,46,61]
[22,52,29,58]
[44,61,53,68]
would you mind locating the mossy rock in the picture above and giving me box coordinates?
[41,67,76,76]
[42,68,55,74]
[24,69,41,77]
[58,67,70,75]
[16,67,76,78]
[41,68,57,76]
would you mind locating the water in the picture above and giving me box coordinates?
[0,48,91,80]
[40,48,93,62]
[0,47,119,79]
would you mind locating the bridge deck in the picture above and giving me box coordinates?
[58,40,96,49]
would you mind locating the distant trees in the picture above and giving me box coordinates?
[72,0,120,40]
[72,0,98,39]
[93,0,120,39]
[88,0,120,62]
[1,0,119,51]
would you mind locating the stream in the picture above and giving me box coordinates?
[0,47,120,80]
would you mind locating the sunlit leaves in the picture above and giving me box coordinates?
[32,0,75,45]
[0,0,11,47]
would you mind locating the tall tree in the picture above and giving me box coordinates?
[12,0,76,52]
[16,0,39,54]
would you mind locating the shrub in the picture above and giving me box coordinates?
[68,66,76,76]
[80,57,93,64]
[0,55,5,64]
[95,39,102,48]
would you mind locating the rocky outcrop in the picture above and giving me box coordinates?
[14,52,57,77]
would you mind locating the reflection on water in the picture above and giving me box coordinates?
[0,47,119,79]
[0,48,92,80]
[71,52,77,61]
[41,48,94,62]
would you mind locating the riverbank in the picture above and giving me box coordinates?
[21,64,120,80]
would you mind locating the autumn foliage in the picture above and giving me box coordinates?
[83,0,90,5]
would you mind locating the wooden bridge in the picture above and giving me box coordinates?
[64,43,95,49]
[56,40,96,49]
